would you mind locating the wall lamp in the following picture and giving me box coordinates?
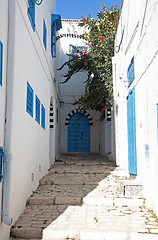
[60,100,64,107]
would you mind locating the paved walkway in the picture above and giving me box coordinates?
[10,154,158,240]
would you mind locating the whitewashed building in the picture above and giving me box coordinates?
[57,19,115,157]
[113,0,158,214]
[0,0,61,239]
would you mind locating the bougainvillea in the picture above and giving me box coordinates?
[58,4,121,112]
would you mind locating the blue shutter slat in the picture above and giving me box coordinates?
[27,0,35,32]
[0,41,3,86]
[26,82,34,117]
[41,105,45,129]
[51,22,56,58]
[35,96,40,124]
[127,56,135,87]
[43,20,47,50]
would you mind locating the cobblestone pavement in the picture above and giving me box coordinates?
[10,154,158,240]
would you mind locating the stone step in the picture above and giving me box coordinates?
[10,205,68,239]
[49,164,117,174]
[39,173,108,186]
[27,196,82,205]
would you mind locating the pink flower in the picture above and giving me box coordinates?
[102,108,105,111]
[100,36,106,41]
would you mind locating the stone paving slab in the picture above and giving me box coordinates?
[10,154,158,240]
[42,204,158,239]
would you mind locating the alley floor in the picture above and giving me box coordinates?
[10,154,158,240]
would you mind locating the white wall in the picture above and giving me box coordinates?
[58,20,100,154]
[113,0,158,214]
[0,1,11,239]
[0,0,60,239]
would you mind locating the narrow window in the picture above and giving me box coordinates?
[0,41,3,86]
[43,19,47,50]
[127,56,135,87]
[41,104,45,129]
[27,0,35,32]
[26,82,34,117]
[51,21,56,58]
[35,96,40,124]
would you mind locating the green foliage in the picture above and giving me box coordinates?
[58,5,121,112]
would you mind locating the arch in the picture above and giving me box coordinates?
[65,109,93,126]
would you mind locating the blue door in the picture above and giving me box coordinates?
[127,88,137,175]
[68,113,90,152]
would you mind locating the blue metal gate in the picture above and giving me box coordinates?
[68,113,90,152]
[127,88,137,175]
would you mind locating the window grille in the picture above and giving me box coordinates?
[41,104,45,129]
[69,45,88,60]
[51,21,56,58]
[35,95,40,124]
[43,19,47,50]
[127,56,135,87]
[0,41,3,86]
[27,0,35,32]
[26,82,34,117]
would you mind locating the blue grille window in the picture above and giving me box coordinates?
[51,21,56,58]
[27,0,35,32]
[127,56,135,87]
[26,82,34,117]
[0,147,3,183]
[43,19,47,50]
[69,46,88,59]
[0,41,3,86]
[41,104,45,129]
[35,95,40,124]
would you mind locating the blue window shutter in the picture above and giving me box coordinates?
[35,95,40,124]
[26,82,34,117]
[0,41,3,86]
[51,21,56,58]
[27,0,35,32]
[41,104,45,129]
[127,56,135,87]
[43,19,47,50]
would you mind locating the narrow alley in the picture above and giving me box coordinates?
[10,154,158,240]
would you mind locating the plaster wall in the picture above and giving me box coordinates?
[0,0,60,239]
[113,0,158,214]
[58,20,100,153]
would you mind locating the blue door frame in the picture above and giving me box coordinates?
[127,88,137,175]
[68,113,90,152]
